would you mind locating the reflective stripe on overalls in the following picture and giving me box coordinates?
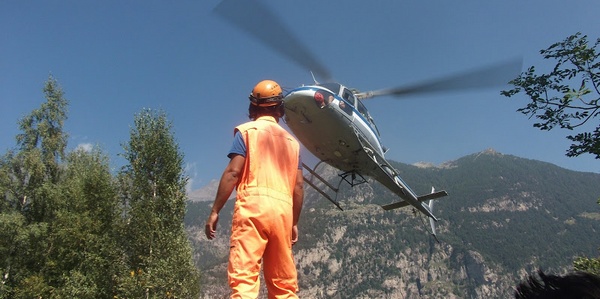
[229,116,300,299]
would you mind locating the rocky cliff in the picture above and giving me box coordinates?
[185,150,600,298]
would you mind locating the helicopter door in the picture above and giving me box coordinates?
[339,88,354,115]
[355,98,384,155]
[341,88,384,155]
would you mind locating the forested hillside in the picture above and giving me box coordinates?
[186,149,600,298]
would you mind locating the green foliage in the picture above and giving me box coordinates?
[16,75,68,183]
[1,76,68,223]
[1,79,200,298]
[0,75,70,298]
[574,254,600,276]
[118,109,200,298]
[0,212,48,298]
[573,201,600,276]
[502,33,600,278]
[502,33,600,158]
[45,149,124,298]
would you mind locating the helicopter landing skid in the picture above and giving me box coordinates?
[339,171,367,187]
[302,162,343,210]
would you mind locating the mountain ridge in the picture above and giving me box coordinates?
[187,148,584,202]
[185,149,600,298]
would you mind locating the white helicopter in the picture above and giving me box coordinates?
[214,0,521,233]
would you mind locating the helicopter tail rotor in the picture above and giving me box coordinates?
[427,188,440,243]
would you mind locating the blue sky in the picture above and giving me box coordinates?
[2,0,599,191]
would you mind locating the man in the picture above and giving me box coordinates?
[205,79,304,299]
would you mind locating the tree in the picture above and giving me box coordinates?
[1,78,201,298]
[502,33,600,277]
[0,211,48,298]
[501,33,600,159]
[0,75,69,298]
[118,109,200,298]
[45,148,124,299]
[574,254,600,276]
[2,75,69,222]
[1,76,126,298]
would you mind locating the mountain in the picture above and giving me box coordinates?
[184,150,600,298]
[188,179,219,202]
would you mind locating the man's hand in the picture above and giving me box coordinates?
[291,225,298,245]
[205,211,219,240]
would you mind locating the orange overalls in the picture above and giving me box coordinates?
[229,116,300,299]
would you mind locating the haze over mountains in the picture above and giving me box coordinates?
[185,149,600,298]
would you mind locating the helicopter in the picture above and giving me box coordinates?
[214,0,521,233]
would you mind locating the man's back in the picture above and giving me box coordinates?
[235,116,300,201]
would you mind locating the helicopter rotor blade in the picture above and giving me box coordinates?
[214,0,332,82]
[356,58,522,100]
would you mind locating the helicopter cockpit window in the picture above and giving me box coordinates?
[340,88,356,114]
[317,83,340,95]
[342,89,355,105]
[356,99,369,119]
[357,99,381,136]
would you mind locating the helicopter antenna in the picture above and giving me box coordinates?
[310,71,320,85]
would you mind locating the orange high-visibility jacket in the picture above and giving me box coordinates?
[234,116,300,203]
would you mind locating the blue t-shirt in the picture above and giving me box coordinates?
[228,131,302,169]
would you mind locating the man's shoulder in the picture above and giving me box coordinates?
[235,120,257,132]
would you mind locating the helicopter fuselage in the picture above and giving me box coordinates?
[283,82,443,219]
[284,83,385,176]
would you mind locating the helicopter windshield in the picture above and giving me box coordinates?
[318,83,382,137]
[356,98,381,136]
[318,83,355,107]
[317,83,341,95]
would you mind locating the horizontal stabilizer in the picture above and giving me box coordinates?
[381,201,409,210]
[417,190,448,201]
[381,190,448,211]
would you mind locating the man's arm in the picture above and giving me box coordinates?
[292,169,304,226]
[205,154,245,240]
[291,168,304,245]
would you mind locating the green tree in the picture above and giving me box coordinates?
[0,212,48,298]
[501,33,600,159]
[574,254,600,276]
[1,75,69,222]
[502,33,600,276]
[1,76,127,298]
[118,109,200,299]
[0,75,68,298]
[45,148,124,299]
[1,78,201,298]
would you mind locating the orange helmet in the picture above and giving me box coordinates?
[249,80,283,107]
